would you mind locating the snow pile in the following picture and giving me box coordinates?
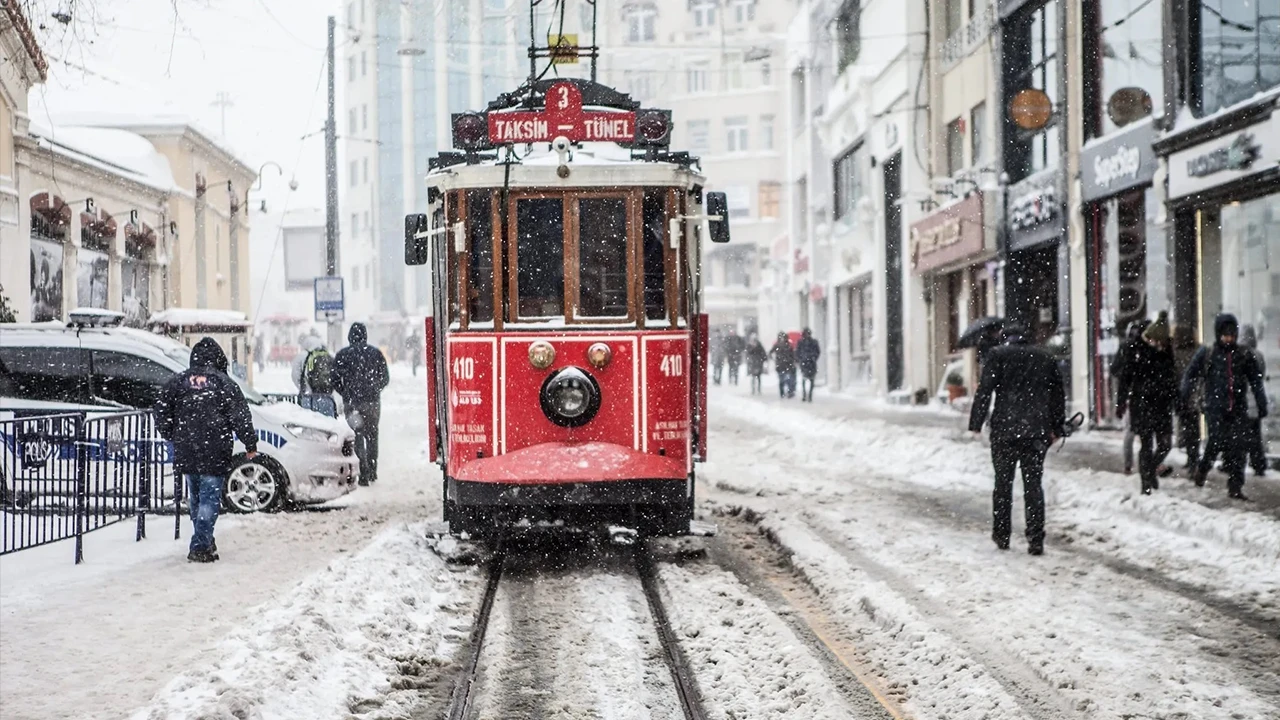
[658,562,875,720]
[129,522,479,720]
[716,396,1280,561]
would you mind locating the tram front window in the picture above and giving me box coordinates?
[578,197,628,318]
[516,197,565,318]
[642,189,667,321]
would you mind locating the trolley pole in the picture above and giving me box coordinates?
[324,15,342,352]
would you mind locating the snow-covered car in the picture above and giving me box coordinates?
[0,312,358,513]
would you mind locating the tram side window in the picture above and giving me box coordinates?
[466,190,494,324]
[577,197,629,318]
[642,189,667,321]
[516,198,565,318]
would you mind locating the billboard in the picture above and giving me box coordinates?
[282,225,326,291]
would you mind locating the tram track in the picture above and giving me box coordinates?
[444,537,708,720]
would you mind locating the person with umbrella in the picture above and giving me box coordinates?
[957,316,1004,368]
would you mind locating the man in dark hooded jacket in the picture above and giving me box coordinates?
[154,338,257,563]
[969,322,1066,555]
[796,328,821,402]
[1115,311,1177,495]
[769,332,797,399]
[1182,313,1267,499]
[334,323,390,485]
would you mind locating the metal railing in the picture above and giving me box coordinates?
[1,411,182,563]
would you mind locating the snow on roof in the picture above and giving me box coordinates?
[147,308,252,329]
[27,120,177,193]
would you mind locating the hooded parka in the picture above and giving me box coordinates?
[153,338,258,476]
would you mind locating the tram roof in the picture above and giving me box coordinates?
[425,142,706,192]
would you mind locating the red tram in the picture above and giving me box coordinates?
[404,77,729,538]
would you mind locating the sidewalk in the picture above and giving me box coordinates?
[721,376,1280,518]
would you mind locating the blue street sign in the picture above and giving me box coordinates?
[314,276,344,322]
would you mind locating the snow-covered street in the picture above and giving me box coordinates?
[3,369,1277,719]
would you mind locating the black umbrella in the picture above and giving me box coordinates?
[956,316,1004,350]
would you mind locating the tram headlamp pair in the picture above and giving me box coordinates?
[527,341,611,370]
[540,367,602,428]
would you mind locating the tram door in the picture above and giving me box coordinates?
[429,205,449,463]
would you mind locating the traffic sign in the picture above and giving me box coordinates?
[314,276,344,322]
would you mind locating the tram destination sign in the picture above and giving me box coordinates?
[488,81,635,144]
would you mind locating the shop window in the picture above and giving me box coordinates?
[833,143,867,221]
[1192,0,1280,117]
[29,194,70,322]
[970,103,986,165]
[725,116,749,152]
[626,3,656,43]
[515,198,564,318]
[758,181,781,219]
[467,190,495,323]
[577,197,629,318]
[946,117,966,175]
[1003,0,1062,181]
[947,271,964,353]
[687,119,710,151]
[1084,0,1164,137]
[835,0,862,72]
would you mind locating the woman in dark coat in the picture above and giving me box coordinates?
[769,332,797,399]
[1116,312,1178,494]
[745,333,768,395]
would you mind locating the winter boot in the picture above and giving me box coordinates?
[993,536,1010,551]
[187,549,216,563]
[1228,490,1252,501]
[1028,542,1044,556]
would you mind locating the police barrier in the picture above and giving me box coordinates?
[0,411,182,563]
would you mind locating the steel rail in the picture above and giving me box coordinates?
[635,541,709,720]
[446,540,507,720]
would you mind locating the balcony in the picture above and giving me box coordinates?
[939,3,995,70]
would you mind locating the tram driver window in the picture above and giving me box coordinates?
[577,197,629,318]
[516,198,565,318]
[466,190,494,323]
[642,189,667,321]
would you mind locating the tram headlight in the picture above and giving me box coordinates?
[528,341,556,370]
[586,342,611,369]
[540,367,602,428]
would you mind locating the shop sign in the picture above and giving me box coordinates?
[1080,120,1157,202]
[1168,112,1279,201]
[1006,167,1063,252]
[909,192,984,273]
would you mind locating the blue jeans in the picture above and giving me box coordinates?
[185,474,224,553]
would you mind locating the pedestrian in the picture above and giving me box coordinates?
[253,334,265,374]
[334,322,391,486]
[1240,324,1269,476]
[1115,312,1177,495]
[796,328,821,402]
[769,332,797,399]
[725,330,745,386]
[968,322,1066,556]
[1180,313,1267,500]
[153,338,258,563]
[406,329,423,377]
[711,330,725,386]
[1172,324,1204,472]
[1110,319,1150,474]
[291,334,324,395]
[745,333,768,395]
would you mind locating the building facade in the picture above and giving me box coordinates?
[0,2,47,318]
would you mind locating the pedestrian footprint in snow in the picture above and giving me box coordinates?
[968,321,1067,556]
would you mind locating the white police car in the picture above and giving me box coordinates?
[0,310,358,512]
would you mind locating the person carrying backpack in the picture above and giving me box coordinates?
[291,334,324,394]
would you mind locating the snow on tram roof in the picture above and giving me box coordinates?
[426,142,705,190]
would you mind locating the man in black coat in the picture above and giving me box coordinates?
[769,332,797,399]
[154,338,258,563]
[334,323,391,485]
[1181,313,1267,500]
[969,322,1066,555]
[796,328,821,402]
[724,330,745,386]
[1115,312,1177,495]
[1110,319,1150,474]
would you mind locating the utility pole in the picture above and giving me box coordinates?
[210,91,234,137]
[325,15,342,351]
